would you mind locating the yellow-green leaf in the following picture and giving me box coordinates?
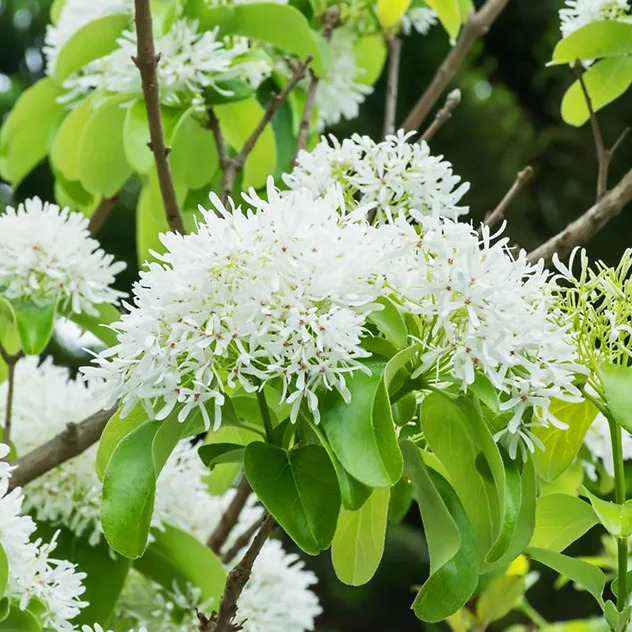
[377,0,412,28]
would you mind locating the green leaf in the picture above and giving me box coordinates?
[9,298,57,356]
[96,403,147,480]
[204,78,254,105]
[354,35,387,86]
[388,475,414,523]
[562,57,632,126]
[198,443,245,469]
[552,21,632,65]
[214,98,277,190]
[232,3,325,76]
[581,485,632,537]
[532,399,598,482]
[402,441,478,622]
[78,94,132,197]
[0,544,7,599]
[135,524,226,609]
[476,574,526,627]
[527,547,605,608]
[0,607,41,631]
[244,442,340,555]
[530,494,598,552]
[331,487,390,586]
[469,373,499,413]
[54,14,131,81]
[392,393,417,427]
[101,417,183,558]
[368,298,408,350]
[51,96,93,181]
[604,600,632,632]
[601,363,632,433]
[68,302,121,348]
[457,0,474,21]
[425,0,461,41]
[377,0,411,28]
[320,365,402,488]
[0,78,65,187]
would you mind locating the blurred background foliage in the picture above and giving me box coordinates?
[0,0,629,630]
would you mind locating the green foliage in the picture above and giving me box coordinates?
[354,35,387,87]
[367,298,408,350]
[197,442,245,469]
[552,21,632,65]
[244,442,340,555]
[530,493,598,552]
[600,363,632,433]
[51,96,93,182]
[2,297,57,356]
[476,574,526,629]
[68,303,121,348]
[0,607,41,631]
[532,399,598,481]
[425,0,461,41]
[0,78,65,186]
[331,487,390,586]
[581,485,632,538]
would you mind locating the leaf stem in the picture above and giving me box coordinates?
[0,343,22,452]
[256,387,274,443]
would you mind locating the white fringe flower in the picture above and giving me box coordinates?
[560,0,630,37]
[583,412,632,479]
[285,130,469,223]
[0,197,125,315]
[0,444,88,631]
[403,7,438,35]
[83,182,392,427]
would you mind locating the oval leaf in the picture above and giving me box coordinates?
[601,363,632,433]
[10,299,57,356]
[552,21,632,65]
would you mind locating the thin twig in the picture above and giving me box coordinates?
[88,196,119,237]
[483,166,533,229]
[198,513,276,632]
[419,89,462,143]
[222,518,261,564]
[207,477,252,554]
[402,0,509,132]
[383,35,402,137]
[212,56,312,204]
[133,0,185,234]
[293,7,340,163]
[528,167,632,264]
[0,343,21,450]
[8,407,116,489]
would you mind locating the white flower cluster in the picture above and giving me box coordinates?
[583,412,632,479]
[402,7,438,35]
[386,214,582,459]
[285,130,469,223]
[313,28,373,129]
[560,0,631,37]
[0,197,125,315]
[0,444,88,630]
[83,182,393,426]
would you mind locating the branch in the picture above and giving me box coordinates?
[198,514,276,632]
[8,407,116,490]
[88,195,119,237]
[527,167,632,264]
[402,0,509,132]
[0,344,21,450]
[133,0,185,234]
[207,476,252,554]
[419,88,462,143]
[483,166,533,229]
[383,35,402,137]
[212,56,312,204]
[221,518,261,564]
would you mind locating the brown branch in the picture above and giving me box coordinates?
[207,476,252,554]
[0,344,21,450]
[88,196,119,237]
[8,407,116,490]
[527,167,632,264]
[483,166,533,229]
[419,88,462,143]
[198,514,276,632]
[221,518,261,564]
[383,35,402,137]
[402,0,509,132]
[133,0,185,234]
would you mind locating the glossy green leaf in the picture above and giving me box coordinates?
[426,0,461,41]
[170,108,219,189]
[530,494,598,552]
[533,399,598,482]
[54,14,131,81]
[214,98,277,190]
[78,94,132,197]
[469,373,499,413]
[68,302,121,348]
[562,57,632,126]
[601,363,632,433]
[476,574,525,627]
[581,485,632,537]
[402,441,478,622]
[604,600,631,632]
[552,21,632,65]
[331,487,390,586]
[135,524,226,609]
[204,77,254,105]
[0,544,7,599]
[388,475,414,523]
[354,34,387,86]
[232,3,325,76]
[198,443,245,469]
[0,607,41,631]
[0,78,65,186]
[51,96,93,181]
[320,365,402,488]
[527,547,605,608]
[368,298,408,350]
[9,299,57,356]
[101,417,183,558]
[244,442,340,555]
[392,393,417,427]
